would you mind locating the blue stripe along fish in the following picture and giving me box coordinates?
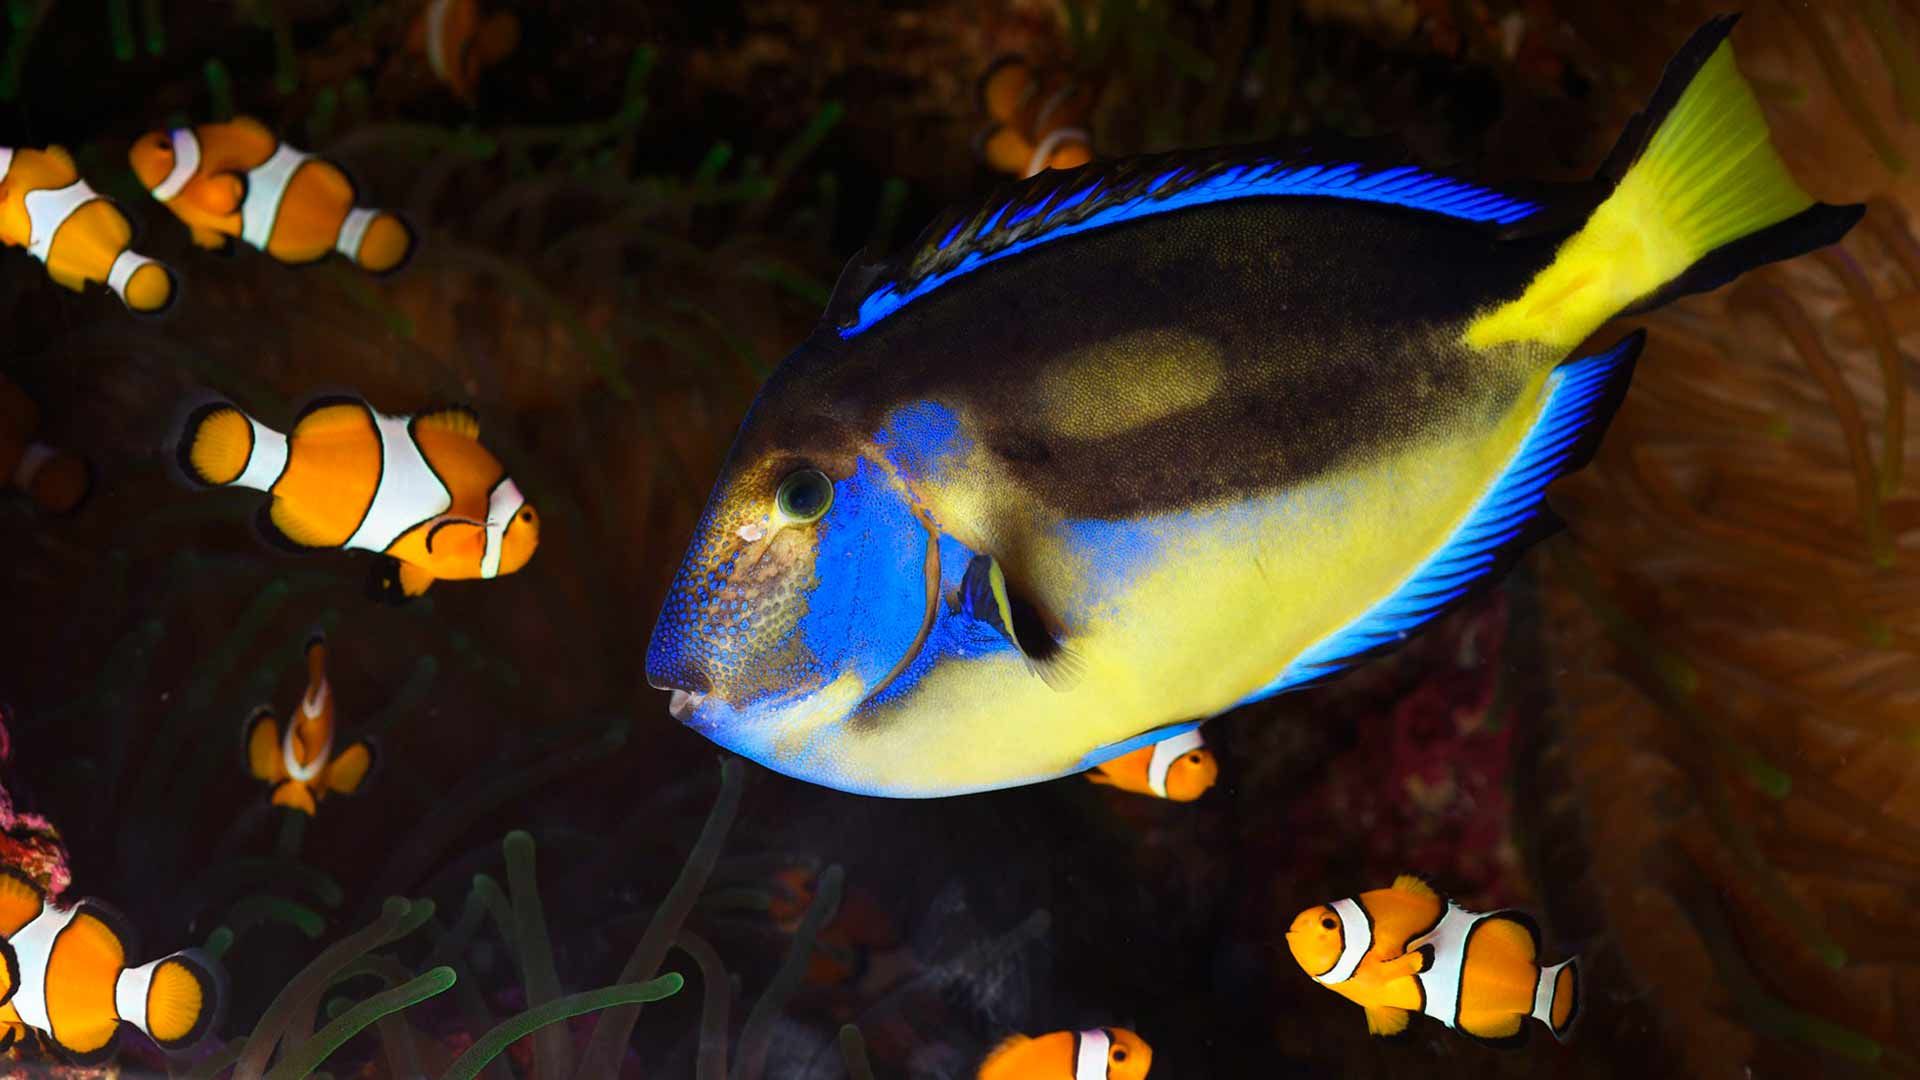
[644,17,1862,797]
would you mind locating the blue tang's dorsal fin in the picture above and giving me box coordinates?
[827,141,1546,338]
[1242,329,1647,701]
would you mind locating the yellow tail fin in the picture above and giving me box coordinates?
[135,952,220,1050]
[177,403,256,486]
[1467,15,1861,352]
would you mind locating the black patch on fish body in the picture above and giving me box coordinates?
[799,190,1566,521]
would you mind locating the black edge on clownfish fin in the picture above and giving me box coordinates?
[367,555,413,605]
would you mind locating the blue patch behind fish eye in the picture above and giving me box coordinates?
[1241,333,1641,702]
[856,534,1020,713]
[796,457,934,693]
[874,400,969,484]
[843,160,1538,337]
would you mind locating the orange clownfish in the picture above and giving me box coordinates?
[244,634,374,815]
[978,1027,1151,1080]
[0,867,221,1064]
[1286,875,1580,1046]
[408,0,520,102]
[0,146,176,313]
[1085,727,1216,802]
[0,375,88,515]
[176,396,540,601]
[976,57,1095,180]
[128,118,413,273]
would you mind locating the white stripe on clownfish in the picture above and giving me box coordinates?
[232,418,289,493]
[23,181,97,261]
[150,128,200,201]
[1073,1028,1110,1080]
[12,444,55,491]
[8,904,75,1033]
[1314,897,1371,985]
[1408,901,1491,1029]
[481,477,524,579]
[281,720,331,784]
[239,143,311,251]
[1145,727,1204,798]
[335,207,378,261]
[344,412,451,553]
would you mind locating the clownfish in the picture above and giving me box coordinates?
[1084,727,1216,802]
[1285,875,1579,1045]
[976,57,1095,179]
[175,396,539,600]
[0,867,221,1064]
[408,0,520,102]
[127,118,413,273]
[0,375,88,515]
[0,146,176,313]
[978,1028,1151,1080]
[244,634,374,815]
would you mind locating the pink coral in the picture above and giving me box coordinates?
[0,706,70,898]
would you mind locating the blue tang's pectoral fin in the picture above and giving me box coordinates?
[955,552,1083,691]
[1248,330,1648,700]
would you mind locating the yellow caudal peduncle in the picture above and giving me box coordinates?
[1466,40,1815,353]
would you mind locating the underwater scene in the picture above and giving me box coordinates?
[1,0,1918,1076]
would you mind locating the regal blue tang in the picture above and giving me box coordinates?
[646,17,1861,797]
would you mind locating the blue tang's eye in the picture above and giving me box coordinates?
[776,468,834,524]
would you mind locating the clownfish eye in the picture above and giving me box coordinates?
[1321,916,1337,931]
[158,137,172,151]
[775,468,833,524]
[520,509,533,523]
[1113,1049,1127,1062]
[1187,752,1202,763]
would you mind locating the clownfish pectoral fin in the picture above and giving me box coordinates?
[424,517,486,560]
[0,866,47,936]
[271,780,317,815]
[244,706,285,782]
[325,739,376,795]
[1391,875,1438,901]
[1364,1005,1412,1038]
[201,172,245,216]
[416,406,480,439]
[957,554,1081,691]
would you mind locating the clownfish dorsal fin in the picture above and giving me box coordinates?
[228,115,279,148]
[979,1033,1031,1073]
[0,867,46,937]
[1392,875,1437,900]
[416,406,480,440]
[956,554,1081,691]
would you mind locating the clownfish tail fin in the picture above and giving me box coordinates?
[175,402,284,490]
[339,209,414,275]
[106,249,177,316]
[118,949,223,1051]
[1532,956,1581,1041]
